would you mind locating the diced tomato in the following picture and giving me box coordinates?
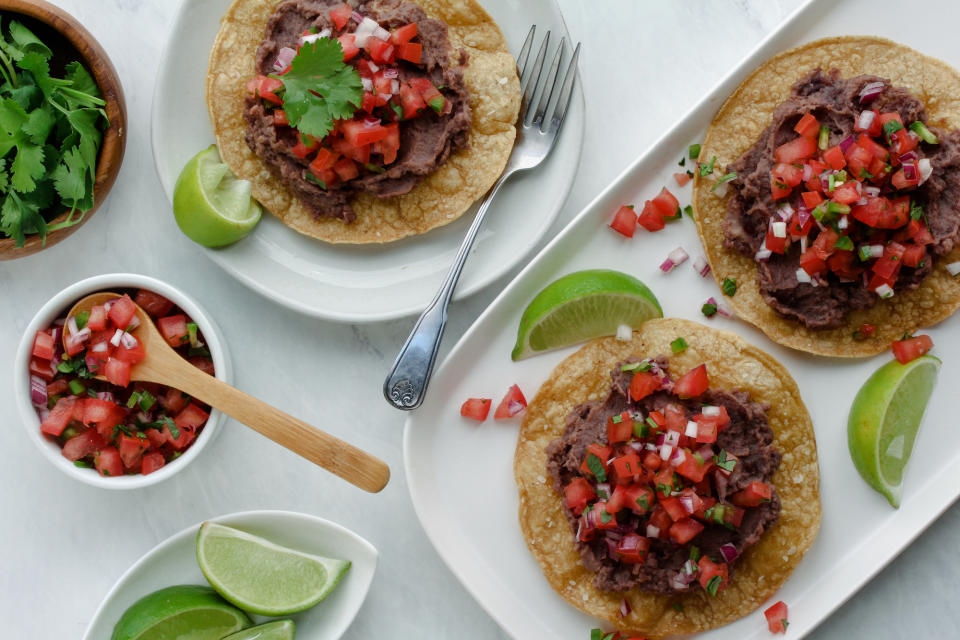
[693,495,717,521]
[901,244,926,268]
[694,417,717,444]
[94,446,123,477]
[360,91,377,114]
[659,404,682,432]
[642,450,661,472]
[831,182,860,204]
[648,504,672,536]
[770,174,792,200]
[164,420,195,450]
[398,83,426,119]
[606,411,634,443]
[801,191,823,210]
[867,271,896,293]
[564,477,595,516]
[245,75,283,106]
[493,384,527,419]
[390,22,418,45]
[904,218,934,245]
[118,434,148,470]
[174,403,209,431]
[731,481,773,507]
[857,133,889,161]
[855,109,881,135]
[337,34,359,61]
[46,378,69,397]
[765,224,788,254]
[40,397,77,436]
[822,145,846,171]
[104,357,131,388]
[160,388,189,414]
[676,450,713,483]
[611,453,641,485]
[793,113,819,137]
[799,247,826,276]
[624,484,655,514]
[660,496,686,521]
[87,304,108,330]
[61,429,106,461]
[774,135,817,163]
[377,122,400,164]
[366,37,395,64]
[398,42,422,64]
[144,428,167,449]
[32,330,55,360]
[673,172,691,187]
[158,314,189,348]
[63,330,85,357]
[342,119,389,147]
[892,335,933,364]
[650,187,680,220]
[629,371,659,402]
[669,517,704,544]
[698,556,728,593]
[609,205,636,238]
[82,398,126,439]
[329,2,352,29]
[811,227,838,260]
[890,166,919,191]
[309,148,340,174]
[765,601,789,634]
[460,398,491,421]
[134,290,174,318]
[827,249,860,280]
[189,357,215,377]
[580,443,612,478]
[637,200,665,232]
[332,157,359,182]
[873,242,905,281]
[878,111,903,131]
[615,533,650,564]
[114,338,146,365]
[292,135,320,159]
[845,143,874,180]
[774,162,805,189]
[273,109,290,127]
[141,452,166,475]
[674,364,708,399]
[592,502,618,530]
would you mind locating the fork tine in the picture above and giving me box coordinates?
[532,37,564,129]
[548,41,580,133]
[520,31,550,124]
[516,25,536,79]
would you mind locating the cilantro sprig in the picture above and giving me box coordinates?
[0,19,107,247]
[273,38,362,140]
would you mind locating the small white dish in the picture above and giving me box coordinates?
[82,510,378,640]
[14,272,232,490]
[150,0,585,322]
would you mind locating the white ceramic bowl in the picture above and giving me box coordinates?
[14,273,232,489]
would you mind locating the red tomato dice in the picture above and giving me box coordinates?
[134,290,174,318]
[104,357,132,388]
[614,533,650,564]
[629,371,659,402]
[765,601,789,634]
[390,22,418,45]
[108,294,137,330]
[793,113,819,137]
[625,484,656,514]
[32,330,55,360]
[174,403,209,432]
[141,452,166,475]
[676,451,713,483]
[118,434,148,470]
[329,2,352,30]
[673,172,691,186]
[698,556,728,593]
[609,205,637,238]
[650,187,680,219]
[563,477,595,516]
[637,200,665,232]
[580,443,612,478]
[41,397,77,436]
[731,481,773,507]
[610,453,641,485]
[158,315,189,348]
[160,388,189,414]
[674,364,709,399]
[774,135,817,163]
[669,517,704,544]
[94,446,123,477]
[892,335,933,364]
[87,305,108,330]
[460,398,491,421]
[398,42,422,64]
[61,429,106,461]
[342,119,389,147]
[333,157,359,182]
[114,338,146,365]
[822,145,846,170]
[29,356,57,381]
[606,411,633,443]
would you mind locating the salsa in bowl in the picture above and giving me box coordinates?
[15,274,231,489]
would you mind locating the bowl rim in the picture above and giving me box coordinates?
[14,273,232,489]
[0,0,127,259]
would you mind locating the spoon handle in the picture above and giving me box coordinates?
[166,362,390,493]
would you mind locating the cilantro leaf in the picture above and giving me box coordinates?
[277,38,362,139]
[8,21,50,59]
[51,146,86,205]
[22,104,54,143]
[10,139,44,191]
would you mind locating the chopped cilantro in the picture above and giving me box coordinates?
[883,119,904,143]
[585,453,606,482]
[111,424,132,438]
[599,509,613,524]
[701,302,718,317]
[721,277,737,296]
[74,310,90,329]
[692,452,704,465]
[699,155,717,177]
[138,390,156,411]
[833,235,854,251]
[705,574,722,596]
[713,449,736,472]
[683,204,694,218]
[678,156,686,167]
[273,38,362,139]
[304,173,326,190]
[910,200,925,221]
[859,168,874,179]
[74,460,91,468]
[685,169,694,178]
[635,495,649,510]
[689,144,701,160]
[689,545,701,562]
[670,337,688,354]
[364,162,386,174]
[711,171,736,192]
[611,414,622,424]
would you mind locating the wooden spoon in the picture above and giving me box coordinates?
[64,292,390,493]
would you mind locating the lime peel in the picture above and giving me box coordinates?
[110,585,251,640]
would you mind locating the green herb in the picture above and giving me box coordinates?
[56,356,93,379]
[910,200,925,221]
[273,38,362,139]
[645,416,659,432]
[670,337,688,354]
[188,346,211,358]
[678,156,686,167]
[858,245,874,262]
[685,169,694,178]
[698,155,717,177]
[68,379,85,395]
[427,95,445,114]
[689,143,701,160]
[620,359,652,373]
[590,630,617,640]
[599,509,613,525]
[713,449,736,472]
[827,173,837,192]
[73,460,91,468]
[701,302,717,317]
[721,277,737,296]
[689,545,701,562]
[390,102,404,121]
[859,168,874,179]
[833,235,854,251]
[909,120,939,144]
[705,575,722,596]
[0,20,108,247]
[783,620,790,630]
[692,452,704,465]
[304,173,326,190]
[126,391,141,408]
[610,414,622,424]
[86,388,97,398]
[585,453,606,482]
[656,482,672,497]
[683,204,694,218]
[595,486,608,499]
[883,119,904,143]
[74,309,90,329]
[711,171,736,192]
[186,322,200,349]
[364,162,386,174]
[111,424,132,438]
[635,494,649,510]
[818,125,830,150]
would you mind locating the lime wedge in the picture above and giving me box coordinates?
[511,269,663,360]
[221,620,296,640]
[196,522,351,616]
[848,355,941,507]
[111,585,251,640]
[173,145,262,247]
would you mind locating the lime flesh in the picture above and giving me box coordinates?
[111,585,251,640]
[221,620,296,640]
[196,522,351,616]
[511,269,662,360]
[173,145,261,247]
[847,355,940,507]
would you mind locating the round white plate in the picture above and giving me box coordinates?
[151,0,584,322]
[83,510,378,639]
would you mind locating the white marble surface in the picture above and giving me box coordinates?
[1,0,956,638]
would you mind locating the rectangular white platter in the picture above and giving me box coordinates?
[403,0,960,637]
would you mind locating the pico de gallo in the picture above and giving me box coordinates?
[722,70,960,329]
[546,356,781,595]
[29,289,215,477]
[244,0,470,222]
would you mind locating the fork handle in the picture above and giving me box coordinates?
[384,172,511,410]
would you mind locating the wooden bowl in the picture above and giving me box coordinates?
[0,0,126,260]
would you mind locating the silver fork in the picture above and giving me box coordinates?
[383,27,581,411]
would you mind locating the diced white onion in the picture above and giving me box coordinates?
[390,78,400,94]
[272,46,296,73]
[72,327,91,342]
[616,324,632,341]
[373,25,390,41]
[800,235,808,254]
[755,247,772,262]
[684,420,698,438]
[946,261,960,276]
[92,341,108,353]
[646,524,660,538]
[67,316,79,337]
[795,268,812,284]
[875,283,895,299]
[664,430,681,447]
[702,405,720,416]
[659,444,673,461]
[837,215,849,230]
[110,329,124,347]
[361,77,373,92]
[918,158,933,185]
[670,448,687,467]
[668,246,689,266]
[869,244,884,258]
[120,332,138,349]
[367,61,380,72]
[127,315,140,330]
[857,110,876,131]
[771,221,787,238]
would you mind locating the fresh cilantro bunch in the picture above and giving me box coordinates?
[274,38,362,139]
[0,19,107,247]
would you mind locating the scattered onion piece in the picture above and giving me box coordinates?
[693,255,711,277]
[946,261,960,276]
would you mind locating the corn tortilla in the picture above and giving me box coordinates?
[515,319,820,637]
[693,37,960,356]
[207,0,520,244]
